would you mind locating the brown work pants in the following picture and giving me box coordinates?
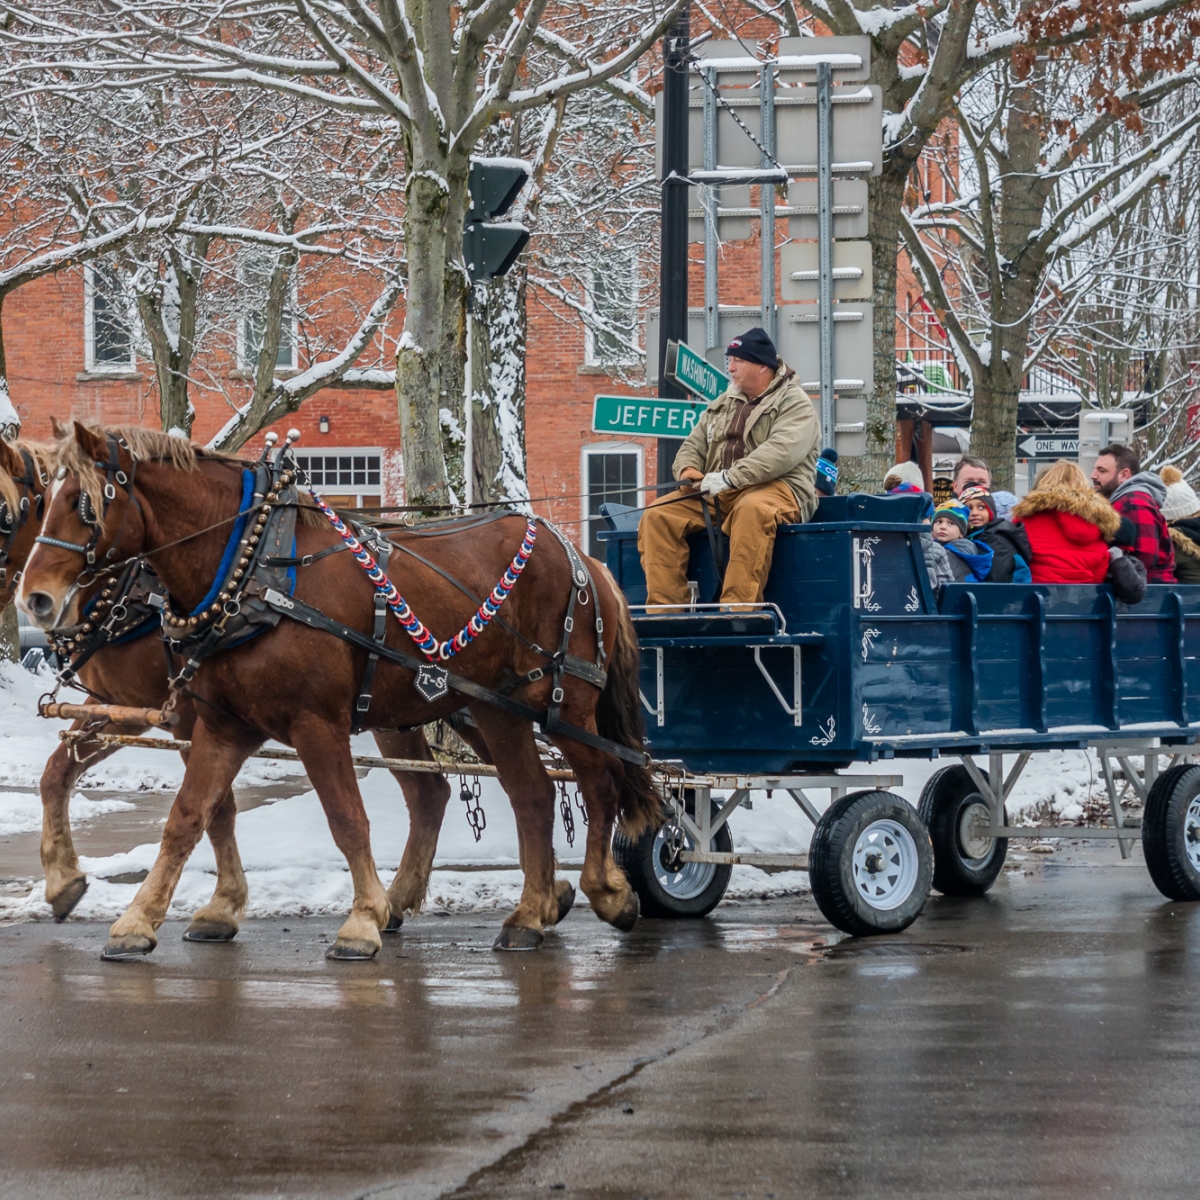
[638,479,801,606]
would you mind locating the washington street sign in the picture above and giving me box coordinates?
[592,395,707,437]
[664,340,730,403]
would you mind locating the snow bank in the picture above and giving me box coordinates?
[0,661,306,792]
[1,658,1118,923]
[0,790,134,837]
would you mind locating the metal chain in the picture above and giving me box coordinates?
[460,777,486,842]
[691,58,784,174]
[574,786,588,827]
[558,780,576,848]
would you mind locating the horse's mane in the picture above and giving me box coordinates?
[53,423,325,530]
[0,439,52,513]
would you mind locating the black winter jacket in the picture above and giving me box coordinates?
[972,519,1034,583]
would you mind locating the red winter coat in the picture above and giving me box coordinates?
[1010,486,1122,584]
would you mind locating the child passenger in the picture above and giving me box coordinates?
[959,486,1033,582]
[931,502,994,582]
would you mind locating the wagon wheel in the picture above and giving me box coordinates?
[1142,764,1200,902]
[918,765,1008,896]
[808,790,933,937]
[613,804,733,919]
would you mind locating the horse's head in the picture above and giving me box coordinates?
[0,436,50,611]
[17,422,148,630]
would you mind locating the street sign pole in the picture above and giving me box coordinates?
[657,6,691,485]
[816,61,835,445]
[760,60,776,342]
[703,64,719,354]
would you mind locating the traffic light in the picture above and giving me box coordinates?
[464,158,531,284]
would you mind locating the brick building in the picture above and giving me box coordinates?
[2,222,946,555]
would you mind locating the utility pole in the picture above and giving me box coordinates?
[657,6,690,485]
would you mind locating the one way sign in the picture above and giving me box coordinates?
[1017,433,1079,458]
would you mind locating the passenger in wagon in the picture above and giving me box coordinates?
[952,455,991,497]
[1160,466,1200,583]
[1091,443,1176,583]
[958,486,1033,583]
[930,502,994,582]
[1011,460,1121,584]
[638,327,819,607]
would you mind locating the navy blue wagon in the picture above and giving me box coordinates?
[601,491,1200,937]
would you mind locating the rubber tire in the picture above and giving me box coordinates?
[613,804,733,919]
[808,790,933,937]
[918,765,1009,896]
[1142,764,1200,901]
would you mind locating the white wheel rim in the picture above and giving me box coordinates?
[1185,798,1200,873]
[852,819,920,911]
[653,823,717,901]
[958,800,995,863]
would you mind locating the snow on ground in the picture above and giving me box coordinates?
[0,660,1113,923]
[0,660,307,791]
[0,790,134,837]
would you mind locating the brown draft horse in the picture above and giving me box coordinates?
[2,435,499,941]
[20,423,657,959]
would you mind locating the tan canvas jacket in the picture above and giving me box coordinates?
[672,362,821,520]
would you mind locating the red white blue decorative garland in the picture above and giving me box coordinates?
[307,489,537,663]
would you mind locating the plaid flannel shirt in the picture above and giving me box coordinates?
[1113,491,1176,583]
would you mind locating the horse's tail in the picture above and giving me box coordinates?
[593,564,662,840]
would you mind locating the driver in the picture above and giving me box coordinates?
[637,327,820,607]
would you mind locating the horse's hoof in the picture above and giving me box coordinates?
[554,883,576,924]
[612,891,639,934]
[493,925,544,952]
[51,877,88,922]
[183,919,238,943]
[381,914,403,934]
[101,934,156,961]
[325,939,379,961]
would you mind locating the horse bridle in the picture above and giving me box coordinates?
[0,448,46,590]
[34,435,138,580]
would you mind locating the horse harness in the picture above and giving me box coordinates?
[34,435,138,581]
[0,448,45,590]
[50,559,167,688]
[114,443,643,767]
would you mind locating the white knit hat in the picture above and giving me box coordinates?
[1160,466,1200,521]
[883,461,925,489]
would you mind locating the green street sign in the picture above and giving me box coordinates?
[665,340,730,403]
[592,395,707,437]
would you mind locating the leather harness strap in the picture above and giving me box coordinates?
[254,586,647,767]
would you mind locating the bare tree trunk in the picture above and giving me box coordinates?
[0,605,18,665]
[968,75,1049,492]
[856,170,907,491]
[397,171,457,508]
[0,290,16,441]
[469,269,529,504]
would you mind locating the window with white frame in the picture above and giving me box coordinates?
[84,263,136,372]
[585,251,639,368]
[582,443,642,559]
[294,449,382,510]
[237,253,297,371]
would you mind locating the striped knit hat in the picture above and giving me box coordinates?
[932,501,970,536]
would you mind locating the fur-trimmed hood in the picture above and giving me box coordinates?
[1011,486,1122,538]
[1170,523,1200,562]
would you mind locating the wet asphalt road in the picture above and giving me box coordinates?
[3,846,1200,1199]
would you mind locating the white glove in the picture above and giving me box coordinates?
[699,470,732,496]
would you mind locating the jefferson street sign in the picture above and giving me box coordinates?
[592,394,707,437]
[1017,433,1079,458]
[665,340,730,403]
